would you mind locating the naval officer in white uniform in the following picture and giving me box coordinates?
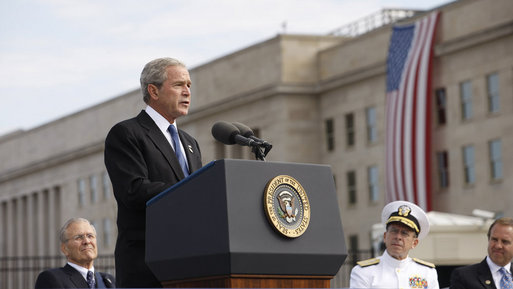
[350,200,439,289]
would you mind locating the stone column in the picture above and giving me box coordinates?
[27,193,36,256]
[6,199,16,289]
[16,198,24,289]
[7,199,15,256]
[47,189,56,259]
[37,191,45,256]
[0,201,6,257]
[53,186,61,255]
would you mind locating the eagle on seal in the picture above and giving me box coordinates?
[277,191,299,223]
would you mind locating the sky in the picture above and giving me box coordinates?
[0,0,452,136]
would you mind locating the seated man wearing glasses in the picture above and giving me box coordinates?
[35,218,115,288]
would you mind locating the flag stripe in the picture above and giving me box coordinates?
[418,13,438,210]
[385,12,440,211]
[404,19,425,204]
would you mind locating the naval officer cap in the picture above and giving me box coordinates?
[381,200,429,240]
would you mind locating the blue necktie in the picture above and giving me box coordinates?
[86,271,95,289]
[168,125,189,177]
[501,267,513,289]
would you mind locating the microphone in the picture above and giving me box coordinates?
[232,122,272,148]
[231,122,273,161]
[212,121,273,161]
[211,121,258,147]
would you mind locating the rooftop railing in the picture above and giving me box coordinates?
[328,9,422,37]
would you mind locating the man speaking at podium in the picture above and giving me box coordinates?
[105,57,202,287]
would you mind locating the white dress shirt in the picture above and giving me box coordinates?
[145,106,189,164]
[67,261,94,281]
[487,256,512,289]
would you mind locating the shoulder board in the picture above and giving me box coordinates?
[357,258,380,267]
[413,258,435,268]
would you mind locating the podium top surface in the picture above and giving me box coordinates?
[147,159,331,207]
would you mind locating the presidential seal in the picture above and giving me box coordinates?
[263,175,311,238]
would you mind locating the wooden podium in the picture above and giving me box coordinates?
[146,159,347,288]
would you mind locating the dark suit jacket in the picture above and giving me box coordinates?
[104,110,202,288]
[450,258,512,289]
[34,264,115,288]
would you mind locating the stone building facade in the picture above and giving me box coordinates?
[0,0,511,287]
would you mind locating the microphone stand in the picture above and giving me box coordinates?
[252,146,266,161]
[251,143,272,161]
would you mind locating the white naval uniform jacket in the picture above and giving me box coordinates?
[350,250,439,289]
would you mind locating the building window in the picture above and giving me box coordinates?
[91,220,99,246]
[102,171,111,200]
[253,128,261,139]
[366,107,377,144]
[214,140,225,160]
[435,88,447,125]
[325,118,335,151]
[91,220,98,235]
[345,113,355,147]
[103,218,111,247]
[232,145,243,159]
[487,73,500,113]
[349,234,359,266]
[77,179,85,206]
[90,175,98,203]
[460,81,473,120]
[489,139,503,181]
[368,166,379,203]
[347,171,357,205]
[437,151,449,188]
[462,145,475,185]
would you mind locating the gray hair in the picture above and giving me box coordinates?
[59,217,96,243]
[140,57,186,104]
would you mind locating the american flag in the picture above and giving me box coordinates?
[385,12,440,211]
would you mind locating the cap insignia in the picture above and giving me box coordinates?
[398,205,411,217]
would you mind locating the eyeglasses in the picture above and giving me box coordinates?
[67,233,96,242]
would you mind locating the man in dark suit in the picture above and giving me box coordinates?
[35,218,115,288]
[450,217,513,289]
[104,57,202,288]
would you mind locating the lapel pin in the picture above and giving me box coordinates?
[485,280,491,285]
[188,145,193,153]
